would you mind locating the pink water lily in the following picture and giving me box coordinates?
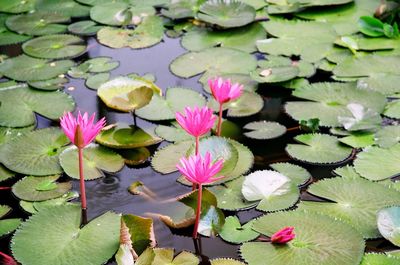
[60,111,106,148]
[176,152,225,239]
[271,226,295,244]
[208,77,243,136]
[60,111,106,226]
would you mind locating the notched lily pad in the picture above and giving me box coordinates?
[377,206,400,247]
[219,216,259,244]
[243,121,286,140]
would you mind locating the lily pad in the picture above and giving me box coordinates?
[155,122,196,143]
[96,123,162,149]
[0,54,74,81]
[0,14,31,45]
[208,91,264,117]
[269,162,312,186]
[59,144,124,180]
[20,191,79,214]
[151,141,192,174]
[197,0,256,28]
[384,100,400,119]
[12,204,120,265]
[219,216,259,244]
[1,128,69,175]
[120,147,151,166]
[338,132,375,148]
[35,0,90,18]
[298,177,400,238]
[243,121,286,140]
[286,134,353,165]
[241,210,365,265]
[136,87,206,121]
[161,0,205,19]
[68,21,102,36]
[375,126,400,148]
[84,57,120,73]
[0,205,11,218]
[28,77,69,91]
[353,144,400,181]
[200,73,258,93]
[97,16,164,49]
[85,73,110,90]
[0,0,35,13]
[137,248,199,265]
[0,84,75,127]
[0,218,21,237]
[0,164,15,183]
[210,259,246,265]
[122,214,155,255]
[377,206,400,247]
[22,34,86,59]
[360,253,400,265]
[5,12,70,36]
[12,175,71,201]
[338,103,382,131]
[357,74,400,96]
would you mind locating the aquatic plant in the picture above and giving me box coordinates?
[270,227,295,244]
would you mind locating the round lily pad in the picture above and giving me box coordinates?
[269,162,312,186]
[12,175,71,201]
[197,0,256,28]
[155,123,195,143]
[286,134,353,165]
[377,206,400,247]
[241,210,365,265]
[84,57,120,73]
[0,14,31,45]
[1,128,69,175]
[85,73,110,90]
[0,54,74,81]
[28,77,68,91]
[59,144,125,180]
[151,141,193,174]
[0,0,35,13]
[298,177,400,238]
[12,204,120,265]
[22,34,86,59]
[68,21,102,36]
[243,121,286,140]
[219,216,259,244]
[96,123,162,149]
[35,0,90,18]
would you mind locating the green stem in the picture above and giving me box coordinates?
[193,184,202,239]
[217,103,223,136]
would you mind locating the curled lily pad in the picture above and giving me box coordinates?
[12,175,71,201]
[1,128,69,175]
[197,0,256,28]
[59,144,124,180]
[96,123,162,149]
[35,0,90,18]
[219,216,259,244]
[0,54,74,81]
[122,214,155,255]
[5,12,69,36]
[243,121,286,140]
[119,147,151,166]
[22,34,86,59]
[12,204,120,265]
[286,134,353,165]
[68,21,102,36]
[377,206,400,247]
[28,77,68,91]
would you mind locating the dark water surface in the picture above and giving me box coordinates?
[0,35,394,264]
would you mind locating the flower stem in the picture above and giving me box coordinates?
[217,104,223,136]
[78,147,88,226]
[193,184,202,239]
[193,136,200,191]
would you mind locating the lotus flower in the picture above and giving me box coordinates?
[271,227,295,244]
[60,111,106,225]
[60,112,106,148]
[176,106,216,156]
[208,77,243,136]
[176,152,225,239]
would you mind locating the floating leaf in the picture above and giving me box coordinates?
[68,20,102,36]
[155,122,196,143]
[96,123,162,149]
[197,0,256,28]
[28,77,68,91]
[286,134,353,165]
[0,54,74,81]
[0,205,11,218]
[0,218,21,237]
[5,12,69,36]
[0,84,75,127]
[243,121,286,140]
[120,148,151,166]
[85,73,110,90]
[357,74,400,96]
[35,0,90,18]
[59,144,124,180]
[0,164,15,183]
[210,258,246,265]
[360,253,400,265]
[353,144,400,181]
[200,73,258,93]
[375,125,400,148]
[19,191,78,214]
[12,204,120,265]
[377,206,400,247]
[137,248,199,265]
[97,16,164,49]
[269,162,312,186]
[170,47,257,79]
[338,132,375,148]
[0,14,31,45]
[161,0,204,19]
[1,128,69,175]
[22,34,86,59]
[384,100,400,119]
[136,87,206,121]
[241,210,365,265]
[208,91,264,117]
[298,177,400,238]
[85,57,120,73]
[219,216,259,244]
[0,0,35,13]
[338,103,382,131]
[151,141,192,174]
[12,175,71,201]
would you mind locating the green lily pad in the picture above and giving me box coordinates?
[353,144,400,181]
[119,147,151,166]
[96,123,162,149]
[85,73,110,90]
[286,134,353,165]
[136,86,206,121]
[67,21,102,36]
[0,124,35,146]
[59,144,124,180]
[197,0,256,28]
[161,0,205,19]
[5,11,70,36]
[242,170,300,212]
[243,121,286,140]
[298,177,400,238]
[35,0,90,18]
[200,73,258,93]
[0,205,11,218]
[241,210,365,265]
[19,191,78,214]
[22,34,86,59]
[28,77,69,91]
[0,84,75,127]
[338,132,375,148]
[384,100,400,119]
[84,57,120,73]
[210,258,246,265]
[97,16,164,49]
[219,216,259,244]
[1,128,69,175]
[269,162,312,186]
[335,35,400,52]
[0,164,15,183]
[122,214,155,255]
[360,253,400,265]
[377,206,400,247]
[181,23,265,52]
[170,47,257,79]
[137,248,199,265]
[0,218,21,237]
[375,126,400,148]
[151,141,192,174]
[12,175,71,201]
[12,204,120,265]
[338,103,382,131]
[356,74,400,96]
[0,0,35,13]
[0,54,74,81]
[0,14,31,46]
[155,122,196,143]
